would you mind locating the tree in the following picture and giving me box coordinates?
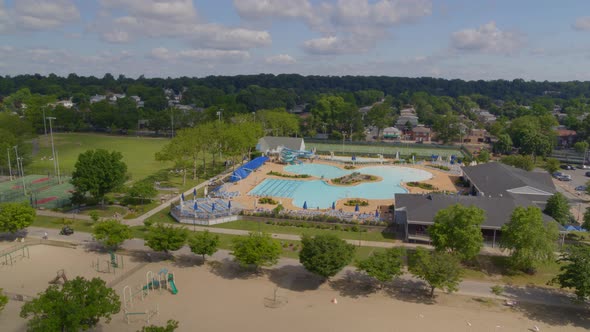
[92,219,133,250]
[574,141,589,154]
[0,288,7,313]
[476,149,490,163]
[408,248,463,298]
[544,158,561,174]
[188,230,220,261]
[231,232,281,269]
[126,181,158,204]
[139,320,179,332]
[299,234,355,280]
[357,247,405,288]
[553,244,590,301]
[429,204,484,261]
[0,202,36,233]
[544,192,572,225]
[583,207,590,231]
[501,206,558,273]
[20,277,120,332]
[433,112,461,143]
[72,149,127,203]
[500,154,535,171]
[145,224,188,254]
[493,133,513,154]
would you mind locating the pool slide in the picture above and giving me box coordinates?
[168,274,178,295]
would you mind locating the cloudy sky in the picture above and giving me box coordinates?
[0,0,589,80]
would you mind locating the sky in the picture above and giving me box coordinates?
[0,0,589,81]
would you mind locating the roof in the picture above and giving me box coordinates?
[395,193,561,230]
[461,162,556,198]
[257,136,304,152]
[412,126,431,133]
[556,129,576,137]
[383,127,401,133]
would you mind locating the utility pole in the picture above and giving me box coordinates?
[350,123,353,142]
[42,107,47,135]
[13,146,26,195]
[56,150,61,184]
[170,108,174,138]
[6,148,12,181]
[47,117,58,178]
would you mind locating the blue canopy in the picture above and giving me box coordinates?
[193,188,197,197]
[332,201,335,210]
[193,201,198,211]
[228,200,232,209]
[375,209,379,217]
[355,204,359,212]
[229,156,269,182]
[181,193,185,201]
[211,203,216,211]
[303,201,308,209]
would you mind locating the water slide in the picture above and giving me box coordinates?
[168,274,178,295]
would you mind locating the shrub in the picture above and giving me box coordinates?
[258,197,278,205]
[344,199,369,207]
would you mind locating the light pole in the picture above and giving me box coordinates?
[42,107,47,136]
[350,123,353,142]
[252,112,256,122]
[341,131,346,155]
[47,117,58,179]
[13,146,26,195]
[217,108,223,122]
[6,148,12,181]
[13,146,21,179]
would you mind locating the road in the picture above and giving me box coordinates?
[21,226,583,309]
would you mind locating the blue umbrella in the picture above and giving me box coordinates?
[193,188,197,197]
[211,203,216,211]
[355,203,359,212]
[228,200,232,209]
[181,193,185,201]
[193,201,198,212]
[303,201,308,209]
[375,209,379,217]
[331,201,335,210]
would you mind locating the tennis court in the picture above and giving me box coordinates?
[306,142,464,158]
[0,175,73,209]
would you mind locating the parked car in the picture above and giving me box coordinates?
[553,172,563,178]
[561,164,575,170]
[575,185,587,191]
[585,171,590,177]
[558,175,572,181]
[576,164,590,169]
[59,226,74,236]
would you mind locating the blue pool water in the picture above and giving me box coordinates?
[249,164,432,208]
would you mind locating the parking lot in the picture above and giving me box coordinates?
[552,166,590,223]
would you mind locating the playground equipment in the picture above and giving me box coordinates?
[142,269,178,295]
[122,268,177,325]
[123,304,159,325]
[92,251,124,274]
[0,244,29,266]
[49,269,68,284]
[280,148,314,164]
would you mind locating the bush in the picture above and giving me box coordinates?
[344,199,369,207]
[258,197,278,205]
[406,182,438,190]
[267,171,310,179]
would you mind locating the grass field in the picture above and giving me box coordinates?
[30,133,172,181]
[306,142,463,158]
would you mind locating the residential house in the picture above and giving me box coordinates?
[462,128,490,144]
[472,108,497,124]
[288,104,308,114]
[90,95,106,104]
[130,95,144,108]
[108,93,125,102]
[395,107,419,130]
[555,128,577,148]
[411,125,431,142]
[256,136,305,154]
[382,127,401,139]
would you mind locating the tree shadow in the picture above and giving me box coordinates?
[383,278,435,305]
[329,270,378,299]
[207,258,261,280]
[0,229,28,242]
[267,264,323,292]
[172,254,203,268]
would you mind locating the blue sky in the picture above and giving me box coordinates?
[0,0,589,80]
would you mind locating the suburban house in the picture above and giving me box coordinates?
[256,136,305,154]
[462,128,490,144]
[395,107,419,130]
[555,128,577,148]
[383,127,402,139]
[472,108,497,124]
[411,125,431,142]
[394,162,560,246]
[90,94,106,104]
[130,95,144,108]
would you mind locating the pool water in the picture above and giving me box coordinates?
[249,164,432,209]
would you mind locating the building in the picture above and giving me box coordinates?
[90,94,106,104]
[130,95,144,108]
[555,128,577,148]
[256,136,305,154]
[411,125,431,142]
[472,108,497,124]
[395,162,561,246]
[382,127,401,139]
[463,128,490,144]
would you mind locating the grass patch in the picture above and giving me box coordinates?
[32,215,95,233]
[343,199,369,207]
[80,206,128,218]
[406,182,438,190]
[267,171,310,179]
[462,255,562,287]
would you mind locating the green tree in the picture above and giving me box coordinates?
[0,202,36,233]
[0,288,7,313]
[126,181,158,204]
[72,149,127,204]
[501,206,558,273]
[433,112,461,143]
[92,219,133,250]
[543,193,572,225]
[408,248,463,298]
[299,234,355,280]
[429,204,485,261]
[553,244,590,301]
[357,247,405,288]
[188,230,220,261]
[145,224,189,254]
[493,133,513,154]
[544,158,561,174]
[20,277,120,332]
[583,207,590,231]
[139,320,179,332]
[500,155,534,171]
[574,141,589,154]
[476,149,490,163]
[231,232,281,269]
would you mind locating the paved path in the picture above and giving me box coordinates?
[19,226,583,309]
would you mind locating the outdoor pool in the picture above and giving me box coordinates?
[248,164,432,208]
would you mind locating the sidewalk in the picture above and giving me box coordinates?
[22,226,581,309]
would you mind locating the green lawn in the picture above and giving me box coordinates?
[30,133,172,181]
[307,142,463,158]
[210,220,396,243]
[32,215,95,233]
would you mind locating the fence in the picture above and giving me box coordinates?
[305,139,466,158]
[551,149,587,164]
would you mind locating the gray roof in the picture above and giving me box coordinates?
[461,162,556,198]
[257,136,304,152]
[395,193,560,230]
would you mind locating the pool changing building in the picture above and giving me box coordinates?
[394,162,564,246]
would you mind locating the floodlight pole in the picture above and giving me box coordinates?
[13,146,26,195]
[6,148,12,181]
[47,117,57,178]
[56,150,61,184]
[42,107,47,135]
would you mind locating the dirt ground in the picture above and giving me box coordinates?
[230,159,458,213]
[1,245,588,332]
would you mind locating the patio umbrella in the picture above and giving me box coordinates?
[228,200,232,209]
[204,186,208,197]
[355,203,359,212]
[211,203,216,211]
[332,201,336,210]
[375,209,379,217]
[193,188,197,197]
[181,193,185,201]
[193,201,198,211]
[303,201,308,209]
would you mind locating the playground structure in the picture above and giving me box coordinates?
[280,148,314,164]
[49,269,68,284]
[122,268,177,324]
[0,244,30,266]
[92,251,124,274]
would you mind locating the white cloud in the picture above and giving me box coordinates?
[573,17,590,31]
[102,30,130,43]
[451,21,524,54]
[189,24,271,50]
[15,0,80,30]
[234,0,313,20]
[265,54,296,64]
[0,1,11,33]
[149,47,250,63]
[99,0,197,22]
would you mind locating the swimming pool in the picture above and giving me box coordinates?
[248,164,432,208]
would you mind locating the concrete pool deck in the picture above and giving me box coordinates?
[227,159,459,214]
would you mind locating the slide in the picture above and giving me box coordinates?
[168,275,178,295]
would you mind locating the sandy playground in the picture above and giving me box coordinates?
[1,244,589,332]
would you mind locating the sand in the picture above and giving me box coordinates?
[1,245,588,332]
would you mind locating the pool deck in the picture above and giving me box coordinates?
[228,159,459,214]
